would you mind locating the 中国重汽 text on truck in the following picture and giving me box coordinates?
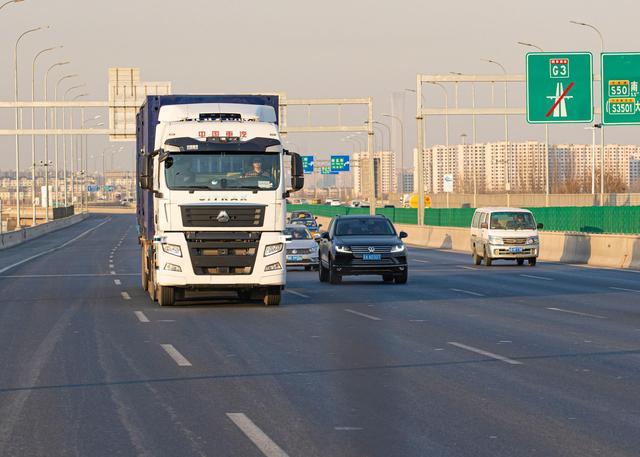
[136,95,304,306]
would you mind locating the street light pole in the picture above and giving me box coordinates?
[482,59,509,194]
[570,20,605,205]
[58,76,80,207]
[71,93,88,210]
[45,61,69,209]
[82,114,102,213]
[382,113,404,194]
[14,26,45,228]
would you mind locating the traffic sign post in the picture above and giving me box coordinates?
[526,52,593,124]
[330,155,350,172]
[601,52,640,125]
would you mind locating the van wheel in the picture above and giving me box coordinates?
[473,251,482,265]
[516,258,525,266]
[484,248,492,267]
[158,285,175,306]
[528,258,537,266]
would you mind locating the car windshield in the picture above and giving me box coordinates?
[335,218,395,236]
[490,212,536,230]
[284,227,312,240]
[164,152,280,191]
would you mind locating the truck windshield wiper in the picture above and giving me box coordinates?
[174,185,212,190]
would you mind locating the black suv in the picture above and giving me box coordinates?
[318,215,408,284]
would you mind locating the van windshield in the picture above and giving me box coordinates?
[490,212,536,230]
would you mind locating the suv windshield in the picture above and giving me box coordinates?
[284,226,311,240]
[490,212,536,230]
[164,152,280,191]
[335,218,395,236]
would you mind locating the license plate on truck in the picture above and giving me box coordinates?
[509,247,523,253]
[363,253,382,261]
[287,255,303,262]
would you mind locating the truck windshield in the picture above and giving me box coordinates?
[164,152,280,191]
[490,212,536,230]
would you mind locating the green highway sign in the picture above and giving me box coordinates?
[601,52,640,125]
[526,52,593,124]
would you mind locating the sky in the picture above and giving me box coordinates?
[0,0,638,172]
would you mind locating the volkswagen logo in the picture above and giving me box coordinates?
[368,246,375,253]
[216,210,230,223]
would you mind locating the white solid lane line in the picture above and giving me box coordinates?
[450,288,485,297]
[0,217,111,275]
[161,344,192,367]
[134,311,150,323]
[448,342,523,365]
[284,289,310,299]
[344,309,381,321]
[412,259,430,264]
[110,271,116,275]
[226,413,289,457]
[121,292,131,300]
[546,307,607,319]
[520,274,554,281]
[610,286,640,293]
[458,266,480,271]
[114,279,121,285]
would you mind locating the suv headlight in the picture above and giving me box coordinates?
[488,235,503,245]
[335,245,352,254]
[526,236,539,245]
[162,243,182,257]
[390,244,405,253]
[264,243,284,257]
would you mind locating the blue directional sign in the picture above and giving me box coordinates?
[302,155,314,174]
[87,185,100,192]
[103,185,114,192]
[330,155,350,172]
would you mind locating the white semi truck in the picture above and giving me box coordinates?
[136,95,304,306]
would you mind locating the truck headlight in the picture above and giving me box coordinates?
[164,263,182,272]
[265,262,282,271]
[526,236,539,245]
[391,244,405,253]
[264,243,284,257]
[335,245,351,254]
[488,236,503,245]
[162,243,182,257]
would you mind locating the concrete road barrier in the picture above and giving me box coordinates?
[0,213,88,250]
[311,215,640,270]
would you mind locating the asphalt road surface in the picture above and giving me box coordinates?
[0,213,638,457]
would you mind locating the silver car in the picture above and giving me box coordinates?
[284,224,319,270]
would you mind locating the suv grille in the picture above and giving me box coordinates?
[185,231,261,275]
[181,205,265,228]
[350,245,393,254]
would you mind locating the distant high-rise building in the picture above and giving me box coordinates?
[352,150,396,198]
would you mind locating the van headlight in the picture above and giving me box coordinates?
[162,243,182,257]
[488,236,503,245]
[264,243,284,257]
[391,244,405,253]
[526,236,539,245]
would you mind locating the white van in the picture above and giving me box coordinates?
[470,207,542,266]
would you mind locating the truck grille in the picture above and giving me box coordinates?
[181,205,266,228]
[185,231,261,275]
[503,238,527,245]
[350,245,393,254]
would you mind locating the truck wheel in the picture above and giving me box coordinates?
[517,258,525,266]
[528,257,537,266]
[319,261,329,282]
[141,248,148,291]
[395,269,408,284]
[484,248,492,266]
[158,285,175,306]
[472,251,482,265]
[329,261,341,284]
[263,288,281,306]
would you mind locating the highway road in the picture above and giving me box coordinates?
[0,213,639,457]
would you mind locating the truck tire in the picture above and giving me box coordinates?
[263,288,281,306]
[158,285,175,306]
[141,248,148,291]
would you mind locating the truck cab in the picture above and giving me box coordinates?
[137,96,304,306]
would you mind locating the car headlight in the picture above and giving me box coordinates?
[264,243,284,257]
[526,236,539,245]
[162,243,182,257]
[488,235,503,245]
[391,244,405,253]
[335,245,352,254]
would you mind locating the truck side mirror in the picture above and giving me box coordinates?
[139,155,153,190]
[537,223,544,229]
[290,152,304,192]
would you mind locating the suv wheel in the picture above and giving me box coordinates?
[328,260,341,284]
[395,269,408,284]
